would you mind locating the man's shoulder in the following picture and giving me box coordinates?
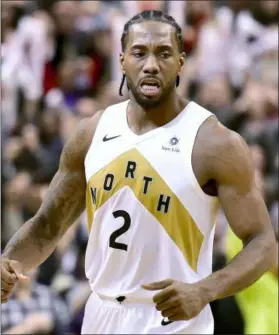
[193,117,252,183]
[60,111,104,169]
[197,116,244,155]
[62,100,129,164]
[78,100,129,142]
[70,113,102,151]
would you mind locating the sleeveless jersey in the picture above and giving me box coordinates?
[84,100,219,303]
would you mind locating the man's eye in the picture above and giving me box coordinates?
[133,52,144,58]
[160,53,171,59]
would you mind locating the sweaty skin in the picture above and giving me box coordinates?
[1,20,276,327]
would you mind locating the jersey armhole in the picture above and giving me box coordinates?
[185,114,219,203]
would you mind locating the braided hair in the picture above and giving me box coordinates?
[119,10,183,96]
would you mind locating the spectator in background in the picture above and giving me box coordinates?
[195,74,234,126]
[2,3,54,124]
[226,225,278,335]
[209,211,245,335]
[1,268,70,334]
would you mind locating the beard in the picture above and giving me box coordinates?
[126,76,177,109]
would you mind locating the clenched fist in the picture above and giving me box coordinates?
[1,258,29,303]
[142,279,209,322]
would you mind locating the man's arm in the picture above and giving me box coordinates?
[142,121,277,322]
[2,117,96,272]
[199,123,276,302]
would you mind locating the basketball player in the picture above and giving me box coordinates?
[1,10,276,334]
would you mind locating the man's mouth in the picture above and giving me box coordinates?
[140,80,161,96]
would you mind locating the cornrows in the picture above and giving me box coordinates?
[121,10,183,53]
[119,10,183,96]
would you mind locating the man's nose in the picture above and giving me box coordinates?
[143,54,159,75]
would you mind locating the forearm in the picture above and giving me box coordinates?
[2,118,92,272]
[2,215,62,272]
[3,167,86,271]
[200,231,276,302]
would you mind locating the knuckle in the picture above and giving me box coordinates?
[2,269,16,282]
[2,280,13,288]
[172,288,178,295]
[171,298,179,306]
[170,287,176,295]
[162,310,168,317]
[154,294,161,302]
[1,287,7,295]
[174,285,182,294]
[175,301,183,309]
[1,287,10,295]
[155,304,161,311]
[179,307,185,314]
[1,288,7,295]
[6,275,16,284]
[173,285,181,294]
[176,300,182,308]
[172,295,179,302]
[178,292,185,301]
[3,290,13,299]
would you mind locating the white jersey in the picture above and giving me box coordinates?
[84,99,219,328]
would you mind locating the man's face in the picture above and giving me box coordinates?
[120,21,185,108]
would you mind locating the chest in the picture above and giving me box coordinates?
[85,132,196,208]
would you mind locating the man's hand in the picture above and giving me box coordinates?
[1,258,29,303]
[142,279,208,321]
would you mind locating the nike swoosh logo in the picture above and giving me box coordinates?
[103,134,121,142]
[161,318,173,326]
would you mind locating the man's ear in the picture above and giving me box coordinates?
[119,53,125,74]
[178,52,186,73]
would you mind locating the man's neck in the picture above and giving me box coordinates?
[127,93,188,135]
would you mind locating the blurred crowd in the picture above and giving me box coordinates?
[1,0,278,334]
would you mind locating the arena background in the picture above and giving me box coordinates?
[1,0,278,334]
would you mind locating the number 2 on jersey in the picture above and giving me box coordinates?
[109,210,131,251]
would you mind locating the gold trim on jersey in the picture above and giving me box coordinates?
[86,148,203,272]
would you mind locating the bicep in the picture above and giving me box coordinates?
[212,129,272,244]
